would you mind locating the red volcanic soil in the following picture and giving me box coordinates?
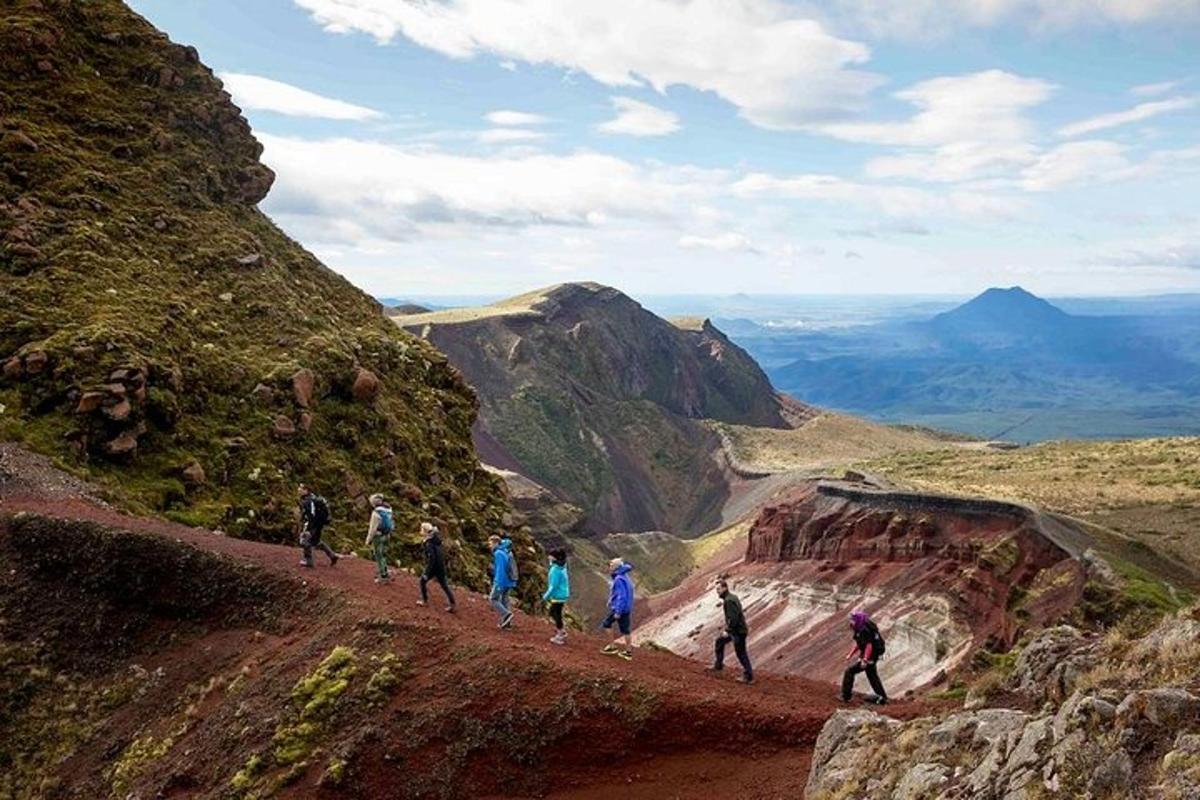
[0,446,936,799]
[642,479,1086,695]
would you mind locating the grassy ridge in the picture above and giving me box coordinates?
[0,0,529,596]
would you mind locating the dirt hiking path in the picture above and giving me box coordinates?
[0,444,934,799]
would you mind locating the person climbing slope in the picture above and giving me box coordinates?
[842,609,888,705]
[364,493,393,583]
[709,578,753,684]
[297,483,338,569]
[601,558,635,661]
[417,522,457,612]
[542,548,570,645]
[488,535,518,629]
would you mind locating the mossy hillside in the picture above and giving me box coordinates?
[0,0,527,585]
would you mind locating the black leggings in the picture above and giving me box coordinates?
[420,571,456,606]
[842,659,887,701]
[548,601,564,630]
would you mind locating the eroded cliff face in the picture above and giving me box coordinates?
[395,282,810,536]
[640,479,1087,694]
[806,611,1200,800]
[0,0,521,592]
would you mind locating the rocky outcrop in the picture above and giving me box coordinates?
[640,479,1089,694]
[0,0,523,597]
[394,283,811,535]
[806,612,1200,799]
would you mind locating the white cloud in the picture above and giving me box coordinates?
[1131,79,1185,97]
[218,72,383,120]
[1057,95,1198,137]
[484,109,549,126]
[258,134,709,240]
[866,141,1038,183]
[477,128,547,144]
[1019,140,1132,191]
[292,0,881,129]
[732,171,1024,219]
[678,232,758,253]
[821,0,1200,40]
[1094,240,1200,269]
[597,96,681,136]
[815,70,1055,146]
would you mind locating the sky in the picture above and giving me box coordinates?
[128,0,1200,298]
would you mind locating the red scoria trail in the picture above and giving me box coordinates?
[0,445,936,799]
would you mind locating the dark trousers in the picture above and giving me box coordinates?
[548,601,565,630]
[715,633,753,679]
[420,571,456,606]
[842,659,887,700]
[301,528,336,565]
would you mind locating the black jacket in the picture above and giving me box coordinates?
[722,592,748,636]
[853,620,886,661]
[424,533,446,576]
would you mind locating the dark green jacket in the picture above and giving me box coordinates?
[722,592,748,636]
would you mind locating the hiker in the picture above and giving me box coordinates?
[842,609,888,705]
[417,522,457,612]
[364,494,394,583]
[709,578,753,684]
[298,484,338,568]
[542,548,570,645]
[488,535,517,629]
[600,558,635,661]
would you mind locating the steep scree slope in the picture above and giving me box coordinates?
[394,282,813,535]
[0,0,523,590]
[640,479,1090,694]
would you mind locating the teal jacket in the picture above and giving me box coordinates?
[542,562,570,603]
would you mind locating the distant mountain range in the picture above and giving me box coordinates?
[730,287,1200,441]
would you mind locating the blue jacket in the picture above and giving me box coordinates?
[608,562,634,614]
[492,538,517,591]
[543,562,570,603]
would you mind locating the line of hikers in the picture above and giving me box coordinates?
[296,483,888,703]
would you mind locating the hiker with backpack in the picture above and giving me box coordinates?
[297,484,338,569]
[364,493,393,583]
[417,522,457,612]
[542,548,570,645]
[708,578,753,684]
[842,609,888,705]
[600,558,635,661]
[488,535,518,629]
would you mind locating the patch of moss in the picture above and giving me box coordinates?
[110,734,174,797]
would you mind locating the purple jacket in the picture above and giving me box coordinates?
[608,563,634,614]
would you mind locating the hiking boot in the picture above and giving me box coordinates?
[329,554,340,566]
[865,695,889,706]
[500,612,514,629]
[416,600,427,606]
[705,665,724,673]
[739,675,755,685]
[550,632,566,645]
[299,561,313,569]
[445,605,456,613]
[375,577,390,585]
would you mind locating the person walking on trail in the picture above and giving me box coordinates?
[708,578,753,684]
[417,522,457,612]
[542,548,570,645]
[297,484,338,569]
[488,535,518,629]
[600,558,635,661]
[842,609,888,705]
[364,493,393,583]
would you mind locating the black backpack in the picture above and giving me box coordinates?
[310,494,331,528]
